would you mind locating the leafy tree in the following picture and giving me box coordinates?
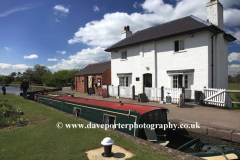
[17,71,22,77]
[10,72,16,77]
[41,69,80,88]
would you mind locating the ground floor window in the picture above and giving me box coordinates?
[119,76,129,87]
[172,75,189,89]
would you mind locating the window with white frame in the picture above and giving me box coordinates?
[121,51,127,59]
[172,75,188,89]
[174,40,184,52]
[119,77,129,87]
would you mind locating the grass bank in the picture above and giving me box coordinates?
[0,94,174,160]
[228,83,240,108]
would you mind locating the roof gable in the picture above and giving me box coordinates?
[75,61,111,76]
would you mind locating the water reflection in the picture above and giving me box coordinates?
[0,86,34,95]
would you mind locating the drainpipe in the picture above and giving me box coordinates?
[211,33,219,88]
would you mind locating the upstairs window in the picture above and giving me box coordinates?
[174,40,184,52]
[121,51,127,59]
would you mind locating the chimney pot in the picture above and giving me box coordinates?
[124,26,126,31]
[127,26,130,31]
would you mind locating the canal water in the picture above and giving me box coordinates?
[188,131,240,151]
[0,86,34,95]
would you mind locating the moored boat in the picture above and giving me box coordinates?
[35,94,240,159]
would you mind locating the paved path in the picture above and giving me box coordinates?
[58,90,240,132]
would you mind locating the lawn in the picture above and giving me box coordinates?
[228,83,240,108]
[0,94,174,160]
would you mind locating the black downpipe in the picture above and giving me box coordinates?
[211,33,218,88]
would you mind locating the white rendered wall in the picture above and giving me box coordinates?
[111,30,228,99]
[214,33,228,89]
[156,31,210,99]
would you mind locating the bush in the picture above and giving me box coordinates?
[0,99,25,127]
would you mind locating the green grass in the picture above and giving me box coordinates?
[228,83,240,108]
[0,94,174,160]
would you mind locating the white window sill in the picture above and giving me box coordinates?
[173,50,187,54]
[120,59,128,61]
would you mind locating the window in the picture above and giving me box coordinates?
[73,107,81,117]
[172,75,188,89]
[174,40,184,52]
[103,114,116,129]
[119,77,129,87]
[121,51,127,59]
[78,76,80,82]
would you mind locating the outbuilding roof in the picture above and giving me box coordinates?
[105,15,236,52]
[75,61,111,76]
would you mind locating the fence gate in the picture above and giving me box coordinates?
[203,88,226,107]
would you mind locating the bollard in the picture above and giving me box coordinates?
[101,137,114,157]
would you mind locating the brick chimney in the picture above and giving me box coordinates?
[121,26,132,39]
[207,0,224,30]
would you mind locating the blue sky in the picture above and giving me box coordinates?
[0,0,240,76]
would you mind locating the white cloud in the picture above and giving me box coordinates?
[48,58,59,62]
[229,64,240,76]
[53,5,69,13]
[23,54,38,59]
[93,5,100,12]
[224,8,240,27]
[133,2,138,9]
[228,52,240,62]
[0,63,32,75]
[56,50,66,54]
[68,0,240,48]
[55,18,61,22]
[48,47,110,71]
[68,0,209,47]
[4,47,10,51]
[0,4,42,17]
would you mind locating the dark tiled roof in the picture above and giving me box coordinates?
[105,15,230,52]
[75,61,111,76]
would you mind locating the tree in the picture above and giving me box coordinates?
[10,72,16,77]
[17,71,22,77]
[34,64,50,77]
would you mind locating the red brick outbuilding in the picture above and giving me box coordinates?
[75,61,111,95]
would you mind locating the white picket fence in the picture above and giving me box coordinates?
[144,87,182,104]
[203,88,226,107]
[108,85,118,97]
[119,86,132,98]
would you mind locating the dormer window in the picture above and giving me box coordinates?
[121,51,127,59]
[174,40,184,52]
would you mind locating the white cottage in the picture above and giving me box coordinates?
[105,0,236,100]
